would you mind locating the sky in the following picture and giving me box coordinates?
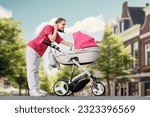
[0,0,150,76]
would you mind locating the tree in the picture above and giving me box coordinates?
[95,25,133,96]
[56,66,72,81]
[0,18,27,95]
[0,18,21,77]
[39,65,74,95]
[56,65,84,81]
[8,41,27,95]
[39,63,54,94]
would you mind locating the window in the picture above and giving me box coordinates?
[147,51,150,65]
[127,44,132,53]
[127,45,132,68]
[121,21,124,32]
[119,19,130,32]
[4,80,10,85]
[113,26,118,34]
[145,82,150,96]
[129,82,139,96]
[145,44,150,65]
[119,20,125,33]
[120,21,122,33]
[133,42,139,68]
[149,22,150,31]
[124,20,130,30]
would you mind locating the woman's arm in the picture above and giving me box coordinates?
[47,24,57,42]
[60,40,73,50]
[60,40,72,46]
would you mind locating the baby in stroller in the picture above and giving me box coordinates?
[44,31,105,96]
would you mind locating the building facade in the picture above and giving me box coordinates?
[113,1,150,96]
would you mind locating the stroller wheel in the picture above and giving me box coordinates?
[92,82,105,96]
[53,80,69,96]
[66,90,73,96]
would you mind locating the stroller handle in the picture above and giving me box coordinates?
[43,40,60,52]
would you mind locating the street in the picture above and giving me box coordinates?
[0,96,149,100]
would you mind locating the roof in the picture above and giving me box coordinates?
[128,7,145,25]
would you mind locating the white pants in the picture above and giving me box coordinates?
[26,46,41,91]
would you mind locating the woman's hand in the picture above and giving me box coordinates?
[60,40,73,50]
[69,43,73,50]
[54,24,58,31]
[47,24,58,42]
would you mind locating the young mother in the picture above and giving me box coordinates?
[26,18,72,96]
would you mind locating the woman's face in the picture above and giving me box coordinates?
[57,20,66,32]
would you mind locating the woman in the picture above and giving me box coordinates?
[26,18,72,96]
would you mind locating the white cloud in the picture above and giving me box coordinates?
[65,15,105,34]
[35,15,105,35]
[0,5,12,18]
[34,18,57,35]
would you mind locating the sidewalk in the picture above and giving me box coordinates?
[0,96,149,100]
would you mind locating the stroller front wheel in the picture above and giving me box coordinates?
[92,82,105,96]
[66,90,73,96]
[53,80,69,96]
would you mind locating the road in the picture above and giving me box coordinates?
[0,96,149,100]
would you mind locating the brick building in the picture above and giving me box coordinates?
[113,1,150,96]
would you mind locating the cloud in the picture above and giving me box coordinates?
[65,15,105,34]
[0,5,12,18]
[34,18,57,35]
[34,15,105,35]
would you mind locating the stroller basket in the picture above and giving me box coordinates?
[54,46,100,65]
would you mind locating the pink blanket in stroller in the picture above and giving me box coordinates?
[73,31,98,49]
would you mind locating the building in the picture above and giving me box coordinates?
[113,1,150,96]
[0,78,19,95]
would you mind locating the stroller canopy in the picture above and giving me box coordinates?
[73,31,98,49]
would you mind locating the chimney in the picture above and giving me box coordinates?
[146,3,149,7]
[143,3,150,16]
[123,1,128,8]
[121,1,129,18]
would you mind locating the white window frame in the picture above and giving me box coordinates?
[117,24,119,34]
[114,26,118,34]
[145,44,150,66]
[121,21,124,32]
[127,44,132,68]
[127,44,131,54]
[133,42,138,68]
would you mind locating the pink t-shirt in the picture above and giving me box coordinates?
[27,25,63,57]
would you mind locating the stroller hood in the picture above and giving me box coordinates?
[73,31,98,49]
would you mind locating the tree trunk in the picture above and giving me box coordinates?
[27,88,29,96]
[106,74,111,96]
[26,88,29,96]
[19,84,21,96]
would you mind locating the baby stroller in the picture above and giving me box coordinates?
[44,31,105,96]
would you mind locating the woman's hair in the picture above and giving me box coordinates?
[55,18,66,24]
